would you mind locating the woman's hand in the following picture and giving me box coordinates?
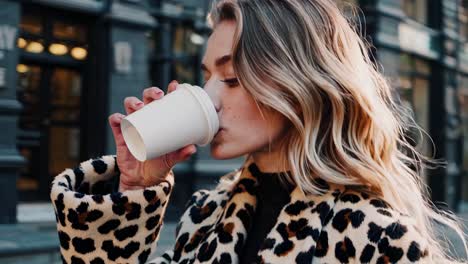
[108,80,197,192]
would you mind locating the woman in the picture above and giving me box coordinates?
[50,0,466,263]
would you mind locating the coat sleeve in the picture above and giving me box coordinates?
[145,189,214,264]
[147,250,174,264]
[318,191,431,263]
[50,155,174,264]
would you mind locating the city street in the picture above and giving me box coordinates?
[0,0,466,262]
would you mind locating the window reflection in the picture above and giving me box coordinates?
[171,24,205,85]
[174,58,197,84]
[401,0,428,25]
[460,1,467,40]
[49,68,82,176]
[20,14,42,35]
[173,25,202,55]
[18,13,88,60]
[53,21,87,42]
[459,74,468,202]
[16,64,42,194]
[49,43,68,56]
[17,38,27,49]
[50,69,81,111]
[25,40,45,53]
[49,127,80,175]
[337,0,359,20]
[71,47,87,60]
[17,65,42,130]
[398,55,431,161]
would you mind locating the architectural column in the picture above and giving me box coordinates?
[0,0,25,224]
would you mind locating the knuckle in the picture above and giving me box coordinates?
[125,97,140,106]
[163,155,173,169]
[143,88,152,95]
[109,113,119,120]
[124,97,135,105]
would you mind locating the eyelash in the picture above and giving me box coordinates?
[221,78,239,87]
[202,78,239,88]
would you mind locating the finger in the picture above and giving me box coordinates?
[175,144,197,161]
[164,145,197,168]
[124,97,144,115]
[108,113,126,147]
[142,87,164,105]
[167,80,179,94]
[164,145,196,168]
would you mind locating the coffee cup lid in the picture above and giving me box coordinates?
[178,84,219,145]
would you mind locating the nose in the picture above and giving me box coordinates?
[203,82,221,113]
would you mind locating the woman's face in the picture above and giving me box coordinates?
[202,20,289,160]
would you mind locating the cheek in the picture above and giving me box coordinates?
[209,117,267,159]
[210,90,288,157]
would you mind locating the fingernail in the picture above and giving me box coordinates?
[155,90,164,96]
[135,102,144,107]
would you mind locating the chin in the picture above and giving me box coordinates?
[210,143,245,160]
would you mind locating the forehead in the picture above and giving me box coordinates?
[203,20,237,65]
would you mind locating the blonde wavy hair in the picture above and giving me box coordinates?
[208,0,467,261]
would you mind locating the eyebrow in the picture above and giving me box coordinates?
[201,55,232,71]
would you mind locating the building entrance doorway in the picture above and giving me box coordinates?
[16,5,89,201]
[17,64,84,201]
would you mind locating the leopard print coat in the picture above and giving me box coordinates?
[50,155,431,263]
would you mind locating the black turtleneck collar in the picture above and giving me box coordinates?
[240,163,296,263]
[247,162,295,197]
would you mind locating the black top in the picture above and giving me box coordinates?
[239,163,295,264]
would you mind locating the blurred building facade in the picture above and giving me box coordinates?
[355,0,468,212]
[0,0,466,224]
[0,0,232,224]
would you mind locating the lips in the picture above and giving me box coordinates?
[215,128,224,137]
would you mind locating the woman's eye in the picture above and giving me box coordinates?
[221,78,239,87]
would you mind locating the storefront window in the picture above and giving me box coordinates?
[460,0,467,40]
[149,21,207,88]
[49,68,82,176]
[172,24,206,85]
[53,21,87,42]
[380,52,432,184]
[337,0,359,19]
[173,25,201,55]
[401,0,428,25]
[16,9,87,201]
[398,54,432,175]
[20,13,42,35]
[16,65,41,130]
[337,0,358,9]
[18,12,88,60]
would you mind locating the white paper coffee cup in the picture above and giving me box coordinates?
[120,83,219,161]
